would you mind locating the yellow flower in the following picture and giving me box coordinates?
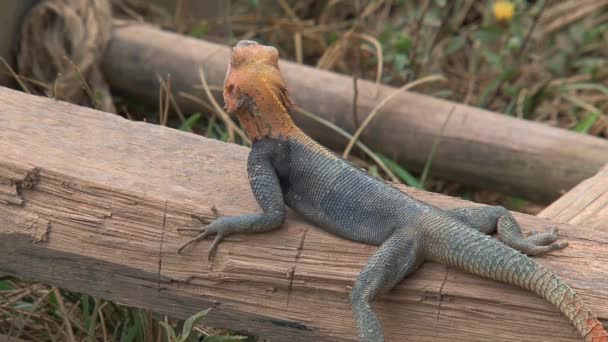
[493,1,515,22]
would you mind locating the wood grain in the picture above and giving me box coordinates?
[101,24,608,203]
[539,164,608,232]
[0,87,606,341]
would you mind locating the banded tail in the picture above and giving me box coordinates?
[430,227,607,341]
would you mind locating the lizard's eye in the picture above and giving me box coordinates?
[225,84,235,96]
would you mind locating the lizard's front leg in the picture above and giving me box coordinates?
[178,141,286,258]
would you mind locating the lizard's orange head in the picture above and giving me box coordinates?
[223,40,293,116]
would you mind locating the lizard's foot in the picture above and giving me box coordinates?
[524,238,569,255]
[523,227,568,255]
[503,225,568,255]
[177,206,225,259]
[526,226,562,246]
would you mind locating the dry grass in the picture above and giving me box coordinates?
[213,0,608,207]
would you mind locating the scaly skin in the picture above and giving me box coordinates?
[178,40,608,342]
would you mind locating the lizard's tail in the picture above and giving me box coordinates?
[431,229,607,341]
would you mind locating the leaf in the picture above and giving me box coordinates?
[562,83,608,97]
[123,324,140,342]
[393,53,410,71]
[82,295,92,336]
[159,318,177,342]
[505,197,527,211]
[481,50,502,68]
[522,82,550,118]
[473,25,502,44]
[368,165,380,178]
[479,68,517,108]
[394,33,411,54]
[0,280,13,291]
[179,113,202,132]
[181,309,211,340]
[445,36,466,55]
[572,112,601,134]
[188,22,210,39]
[376,153,422,189]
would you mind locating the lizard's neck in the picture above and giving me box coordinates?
[236,107,298,141]
[235,75,300,141]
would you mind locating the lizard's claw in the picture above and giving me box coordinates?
[526,226,562,246]
[549,241,569,251]
[189,206,221,225]
[177,223,227,259]
[177,207,225,258]
[177,225,211,255]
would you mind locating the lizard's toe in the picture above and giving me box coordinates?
[207,233,225,260]
[177,226,211,254]
[549,241,569,251]
[526,226,560,246]
[191,206,222,225]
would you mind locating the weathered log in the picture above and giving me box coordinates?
[0,87,606,341]
[101,24,608,203]
[539,164,608,231]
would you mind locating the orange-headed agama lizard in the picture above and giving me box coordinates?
[178,40,608,342]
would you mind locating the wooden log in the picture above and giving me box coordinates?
[539,164,608,232]
[101,24,608,203]
[0,87,606,341]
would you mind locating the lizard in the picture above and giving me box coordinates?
[178,40,608,342]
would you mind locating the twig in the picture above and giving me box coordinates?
[353,32,384,98]
[157,74,186,122]
[0,56,31,94]
[159,74,171,126]
[197,67,250,145]
[420,105,456,187]
[174,0,184,32]
[342,74,446,159]
[63,56,99,110]
[407,0,431,81]
[97,302,108,342]
[53,288,75,342]
[352,0,361,129]
[425,0,456,68]
[86,298,101,342]
[295,106,400,183]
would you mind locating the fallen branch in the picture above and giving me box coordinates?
[101,24,608,203]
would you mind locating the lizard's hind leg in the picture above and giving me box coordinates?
[449,206,567,255]
[350,229,422,342]
[496,208,568,255]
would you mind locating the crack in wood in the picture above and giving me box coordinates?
[0,167,40,206]
[158,199,168,292]
[436,268,449,321]
[286,227,308,309]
